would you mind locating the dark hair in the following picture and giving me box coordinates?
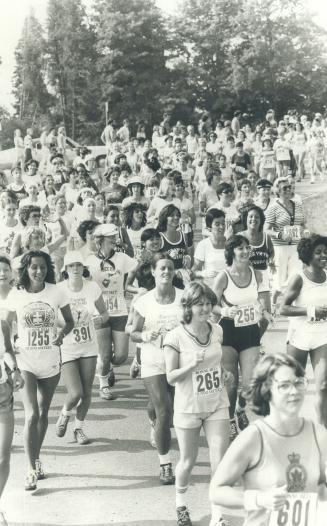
[205,208,225,228]
[206,164,221,185]
[297,235,327,265]
[237,178,251,191]
[157,204,181,232]
[61,266,90,280]
[141,228,161,244]
[181,281,217,323]
[19,205,41,227]
[105,204,120,217]
[151,251,175,270]
[245,353,305,416]
[77,220,100,242]
[217,182,233,197]
[18,250,56,288]
[225,234,249,266]
[105,166,121,182]
[125,203,147,229]
[0,256,11,268]
[242,205,265,232]
[120,162,132,175]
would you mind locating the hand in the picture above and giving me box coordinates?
[228,306,238,318]
[202,269,218,279]
[93,316,104,330]
[52,333,64,347]
[142,330,161,343]
[315,307,327,321]
[12,370,24,391]
[256,486,288,511]
[183,255,192,270]
[222,369,234,387]
[136,287,148,297]
[191,349,205,368]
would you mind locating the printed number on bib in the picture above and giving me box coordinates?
[234,304,258,327]
[268,493,317,526]
[263,157,275,168]
[28,328,50,348]
[283,226,302,241]
[73,326,92,343]
[192,367,221,396]
[105,292,119,312]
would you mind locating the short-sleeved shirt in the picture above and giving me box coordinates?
[194,237,226,288]
[86,252,137,316]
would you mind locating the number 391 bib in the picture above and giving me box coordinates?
[268,493,317,526]
[234,303,259,328]
[192,367,222,396]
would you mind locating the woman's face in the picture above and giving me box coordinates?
[167,179,175,197]
[233,241,250,263]
[28,163,37,175]
[248,173,257,186]
[13,168,22,182]
[45,176,55,191]
[131,184,141,196]
[278,182,292,199]
[269,365,306,416]
[132,208,144,225]
[144,236,161,253]
[174,182,184,198]
[111,172,120,184]
[85,200,96,217]
[28,210,41,226]
[95,195,104,209]
[152,258,174,285]
[56,197,67,215]
[167,210,180,229]
[310,244,327,269]
[0,262,12,286]
[29,232,45,250]
[106,210,119,225]
[66,262,84,279]
[247,209,261,231]
[27,256,47,286]
[258,186,271,199]
[28,184,38,197]
[191,296,213,323]
[241,183,251,197]
[101,235,117,254]
[219,188,233,205]
[211,216,225,235]
[4,203,17,219]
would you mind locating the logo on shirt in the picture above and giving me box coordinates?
[23,302,55,328]
[286,452,307,492]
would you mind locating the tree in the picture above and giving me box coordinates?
[12,9,52,124]
[47,0,101,142]
[94,0,169,128]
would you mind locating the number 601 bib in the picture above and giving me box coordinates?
[268,493,317,526]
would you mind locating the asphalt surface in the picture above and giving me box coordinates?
[2,175,326,526]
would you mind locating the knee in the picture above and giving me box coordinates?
[156,402,172,425]
[178,455,196,474]
[25,411,39,428]
[112,354,127,366]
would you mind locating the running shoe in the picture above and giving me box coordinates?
[56,413,70,437]
[177,506,192,526]
[159,463,175,485]
[74,428,90,445]
[25,471,37,491]
[149,419,156,448]
[209,518,231,526]
[108,365,115,387]
[99,386,115,400]
[129,355,141,378]
[0,511,8,526]
[35,459,45,480]
[229,419,238,442]
[236,409,249,431]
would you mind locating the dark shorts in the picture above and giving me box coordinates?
[219,318,261,353]
[0,378,13,414]
[100,315,128,332]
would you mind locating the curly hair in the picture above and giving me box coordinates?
[77,220,100,242]
[124,203,147,229]
[157,204,181,232]
[297,234,327,265]
[245,353,305,416]
[17,250,56,289]
[225,234,249,266]
[19,205,41,227]
[181,281,217,323]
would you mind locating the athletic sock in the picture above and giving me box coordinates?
[159,452,171,465]
[74,418,84,430]
[176,485,188,508]
[98,374,109,388]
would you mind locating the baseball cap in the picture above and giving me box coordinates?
[235,141,243,147]
[93,224,119,237]
[127,176,145,187]
[256,178,273,189]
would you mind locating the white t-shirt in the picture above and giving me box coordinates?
[6,283,69,364]
[0,223,21,256]
[134,288,183,374]
[57,280,101,353]
[194,237,226,288]
[126,227,145,261]
[86,252,137,316]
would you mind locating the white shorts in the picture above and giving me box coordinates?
[288,326,327,351]
[140,348,166,378]
[174,406,229,429]
[17,350,60,379]
[273,244,302,292]
[258,269,270,292]
[61,345,98,364]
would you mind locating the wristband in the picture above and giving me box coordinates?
[307,305,316,322]
[243,490,260,511]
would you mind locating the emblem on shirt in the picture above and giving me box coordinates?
[23,302,55,328]
[286,452,307,492]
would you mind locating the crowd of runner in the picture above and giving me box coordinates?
[1,107,327,526]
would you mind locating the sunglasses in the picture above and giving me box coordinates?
[281,185,291,190]
[221,190,233,194]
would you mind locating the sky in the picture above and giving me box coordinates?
[0,0,326,113]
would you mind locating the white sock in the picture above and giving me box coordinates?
[176,485,188,508]
[158,452,171,465]
[62,407,71,417]
[74,418,84,430]
[98,374,109,388]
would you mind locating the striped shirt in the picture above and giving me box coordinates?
[265,199,304,245]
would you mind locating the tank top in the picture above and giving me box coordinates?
[160,232,187,270]
[248,233,270,270]
[289,270,327,333]
[243,419,324,526]
[222,267,258,307]
[164,323,229,414]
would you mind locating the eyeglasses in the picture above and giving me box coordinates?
[272,377,308,393]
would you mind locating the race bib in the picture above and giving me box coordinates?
[263,157,275,168]
[234,304,259,327]
[276,148,290,161]
[54,172,62,184]
[268,493,317,526]
[146,187,157,199]
[27,327,52,349]
[192,367,222,396]
[235,165,246,174]
[103,290,124,313]
[0,358,7,384]
[72,325,92,344]
[283,226,302,241]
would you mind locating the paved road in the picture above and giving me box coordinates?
[2,177,324,526]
